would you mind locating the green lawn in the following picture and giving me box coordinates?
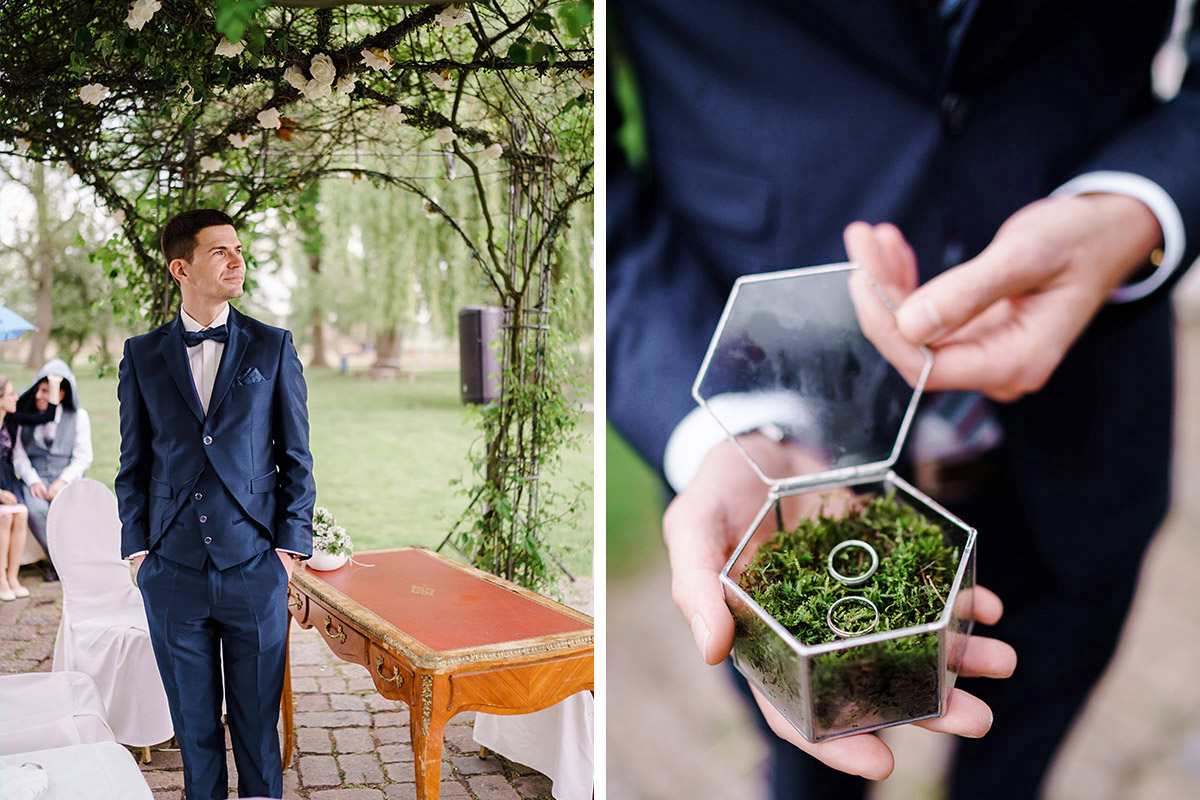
[0,359,592,577]
[604,423,665,580]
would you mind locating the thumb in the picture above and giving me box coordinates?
[663,495,738,665]
[895,246,1048,344]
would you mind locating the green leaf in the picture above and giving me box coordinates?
[506,43,529,63]
[530,42,552,64]
[531,12,554,32]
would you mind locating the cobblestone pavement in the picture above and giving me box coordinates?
[608,280,1200,800]
[2,574,592,800]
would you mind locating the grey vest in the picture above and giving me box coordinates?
[19,411,77,482]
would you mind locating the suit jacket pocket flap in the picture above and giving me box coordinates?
[149,477,173,498]
[250,472,278,493]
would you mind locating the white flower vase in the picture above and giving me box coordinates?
[307,549,349,571]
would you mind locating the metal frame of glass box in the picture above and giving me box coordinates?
[693,263,979,743]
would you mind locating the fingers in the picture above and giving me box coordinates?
[662,494,738,665]
[915,689,993,738]
[751,687,897,780]
[967,585,1004,625]
[960,635,1018,679]
[847,266,928,387]
[894,238,1056,345]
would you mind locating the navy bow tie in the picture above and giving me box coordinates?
[183,325,229,347]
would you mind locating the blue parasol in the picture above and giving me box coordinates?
[0,305,35,341]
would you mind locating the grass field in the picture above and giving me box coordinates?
[0,359,593,578]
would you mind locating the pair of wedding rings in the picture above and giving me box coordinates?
[825,539,880,638]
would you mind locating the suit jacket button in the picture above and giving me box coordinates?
[194,492,203,501]
[199,515,208,523]
[203,436,213,445]
[204,537,213,544]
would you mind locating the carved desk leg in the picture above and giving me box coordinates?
[410,672,451,800]
[281,616,295,772]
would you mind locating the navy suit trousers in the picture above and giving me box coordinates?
[139,549,290,800]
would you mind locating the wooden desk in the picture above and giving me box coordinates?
[282,548,593,800]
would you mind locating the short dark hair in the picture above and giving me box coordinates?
[161,209,236,263]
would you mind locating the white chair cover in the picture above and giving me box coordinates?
[0,672,115,756]
[0,742,152,799]
[46,479,173,748]
[473,691,594,800]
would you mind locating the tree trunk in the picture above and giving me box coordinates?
[24,163,53,370]
[308,253,329,368]
[372,329,403,376]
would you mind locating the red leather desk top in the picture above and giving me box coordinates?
[306,549,591,654]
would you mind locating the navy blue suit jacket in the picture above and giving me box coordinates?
[608,0,1200,586]
[116,305,315,566]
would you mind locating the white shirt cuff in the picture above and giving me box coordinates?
[662,391,816,493]
[1051,170,1186,303]
[126,551,148,560]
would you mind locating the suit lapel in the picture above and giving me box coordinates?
[162,318,205,423]
[206,305,248,420]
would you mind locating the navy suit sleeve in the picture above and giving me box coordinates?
[270,330,315,556]
[115,339,151,559]
[1068,23,1200,287]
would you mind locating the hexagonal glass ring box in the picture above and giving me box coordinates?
[694,263,978,743]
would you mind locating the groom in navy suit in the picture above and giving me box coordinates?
[117,209,315,800]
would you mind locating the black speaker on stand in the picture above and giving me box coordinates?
[458,306,504,404]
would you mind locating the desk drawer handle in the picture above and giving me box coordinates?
[323,615,347,644]
[374,655,404,689]
[288,592,303,611]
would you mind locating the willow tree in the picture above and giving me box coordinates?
[1,0,593,590]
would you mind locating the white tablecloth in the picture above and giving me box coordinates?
[473,691,593,800]
[0,672,114,756]
[0,742,151,800]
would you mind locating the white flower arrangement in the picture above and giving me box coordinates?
[309,53,336,86]
[380,104,407,124]
[15,138,31,155]
[434,127,457,145]
[361,47,395,72]
[428,69,454,90]
[335,74,358,95]
[436,4,471,27]
[215,38,246,58]
[228,132,253,148]
[79,83,109,105]
[257,108,282,129]
[125,0,161,31]
[480,142,503,161]
[283,64,307,91]
[312,507,352,556]
[199,156,223,172]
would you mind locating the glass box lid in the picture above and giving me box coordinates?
[692,263,932,489]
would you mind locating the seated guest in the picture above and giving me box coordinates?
[12,360,92,582]
[0,375,32,600]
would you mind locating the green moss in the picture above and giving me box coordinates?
[738,493,960,647]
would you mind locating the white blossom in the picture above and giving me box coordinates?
[380,105,407,124]
[576,67,594,92]
[301,78,332,101]
[215,38,246,58]
[79,83,109,105]
[422,198,440,219]
[228,132,253,148]
[434,127,457,145]
[361,47,394,72]
[335,73,358,95]
[124,0,161,31]
[428,69,454,90]
[112,210,126,226]
[309,53,336,86]
[257,108,282,129]
[283,64,307,91]
[436,4,471,27]
[199,156,223,173]
[14,138,31,155]
[480,142,503,161]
